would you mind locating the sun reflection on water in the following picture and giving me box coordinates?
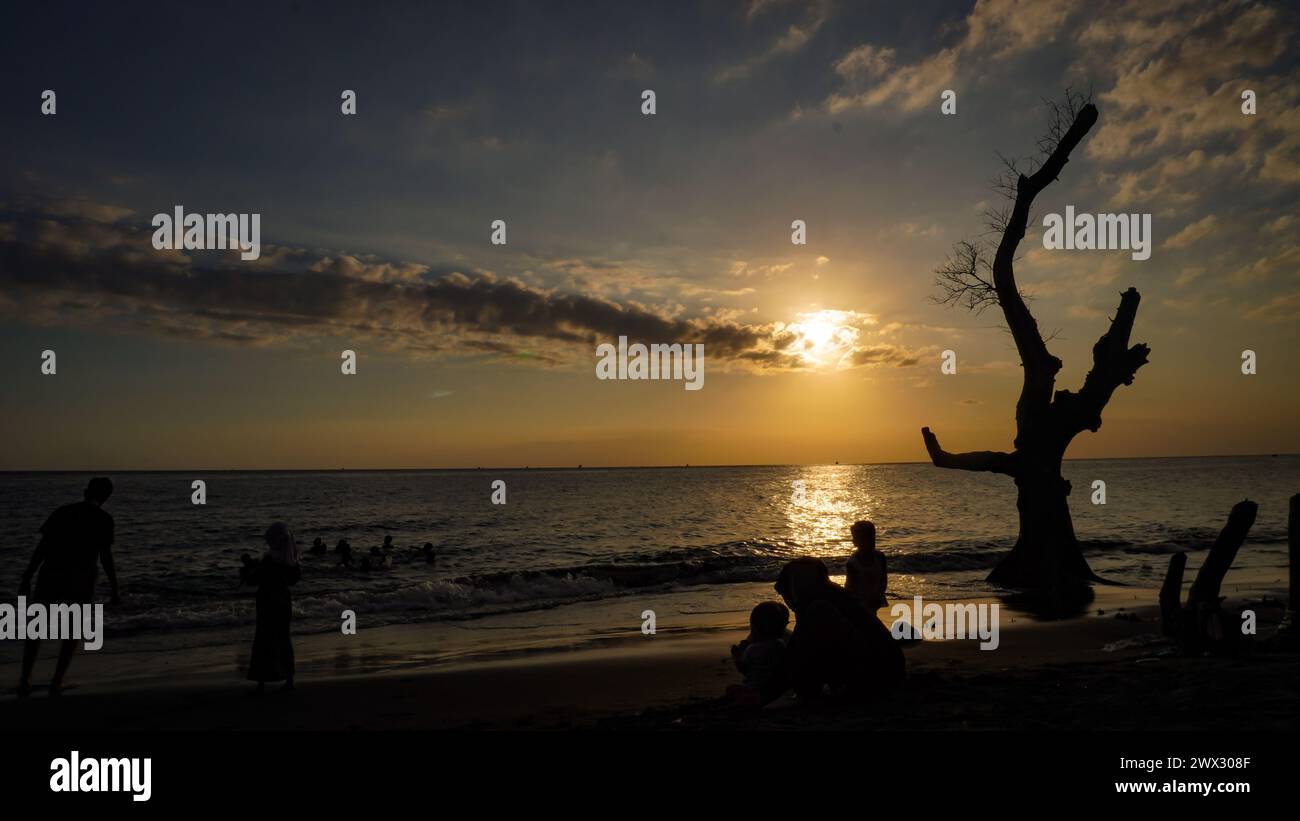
[779,465,943,599]
[783,464,870,559]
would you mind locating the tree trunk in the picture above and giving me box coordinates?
[986,451,1093,590]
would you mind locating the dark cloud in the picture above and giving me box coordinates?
[847,344,921,368]
[0,210,828,369]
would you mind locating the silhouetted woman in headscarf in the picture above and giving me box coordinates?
[770,557,904,703]
[246,522,300,694]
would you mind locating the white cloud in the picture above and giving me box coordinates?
[1164,214,1219,249]
[825,0,1074,113]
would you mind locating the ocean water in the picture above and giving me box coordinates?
[0,456,1295,655]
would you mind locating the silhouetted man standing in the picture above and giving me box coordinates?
[17,477,119,697]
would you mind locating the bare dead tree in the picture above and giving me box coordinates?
[923,91,1150,595]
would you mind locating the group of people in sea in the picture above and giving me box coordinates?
[301,534,438,572]
[238,531,439,692]
[729,520,905,707]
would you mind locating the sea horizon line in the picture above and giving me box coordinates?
[1,451,1295,474]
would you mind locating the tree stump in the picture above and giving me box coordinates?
[1278,493,1299,648]
[1159,552,1186,637]
[1165,500,1257,655]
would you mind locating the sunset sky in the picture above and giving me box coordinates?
[1,0,1296,470]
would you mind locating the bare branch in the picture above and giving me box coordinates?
[1035,86,1094,164]
[933,240,998,313]
[981,202,1012,237]
[991,151,1032,201]
[921,427,1019,477]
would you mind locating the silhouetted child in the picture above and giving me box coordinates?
[310,537,327,555]
[335,539,353,567]
[845,520,887,613]
[728,601,790,705]
[239,552,259,585]
[421,542,436,565]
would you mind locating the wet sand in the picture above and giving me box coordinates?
[3,583,1296,732]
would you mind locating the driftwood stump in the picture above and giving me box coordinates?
[1292,493,1299,616]
[1159,552,1186,638]
[1160,499,1257,654]
[1278,493,1299,647]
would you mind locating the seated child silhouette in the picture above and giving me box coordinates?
[727,601,790,706]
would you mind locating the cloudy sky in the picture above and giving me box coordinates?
[0,0,1296,469]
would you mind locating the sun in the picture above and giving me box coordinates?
[786,309,870,369]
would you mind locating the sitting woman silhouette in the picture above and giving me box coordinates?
[770,557,904,703]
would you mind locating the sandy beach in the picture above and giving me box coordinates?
[4,580,1295,733]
